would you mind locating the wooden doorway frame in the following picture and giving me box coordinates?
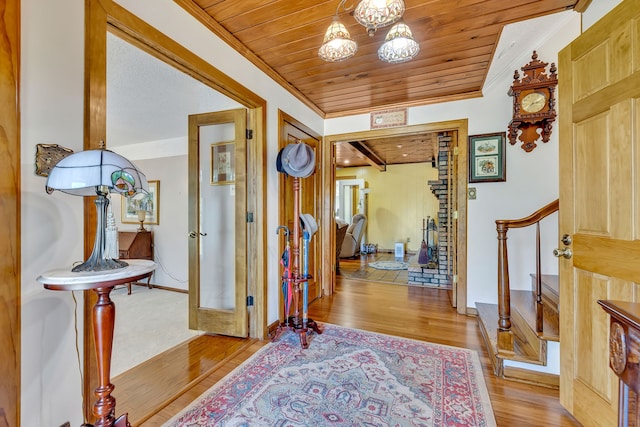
[85,0,267,422]
[320,120,468,314]
[0,1,20,426]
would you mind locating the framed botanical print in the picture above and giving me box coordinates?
[121,180,160,225]
[468,132,506,183]
[211,141,235,185]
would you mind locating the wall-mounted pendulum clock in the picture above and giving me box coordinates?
[507,51,558,152]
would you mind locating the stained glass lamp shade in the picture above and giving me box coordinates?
[46,149,148,272]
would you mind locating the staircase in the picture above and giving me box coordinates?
[476,200,560,388]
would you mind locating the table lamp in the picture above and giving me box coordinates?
[46,149,148,272]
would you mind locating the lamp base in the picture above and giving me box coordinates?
[72,192,129,273]
[72,257,128,273]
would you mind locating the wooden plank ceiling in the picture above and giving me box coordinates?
[175,0,581,167]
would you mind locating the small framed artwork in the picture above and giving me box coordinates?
[121,180,160,225]
[469,132,506,183]
[211,141,235,185]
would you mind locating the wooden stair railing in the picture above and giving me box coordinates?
[495,199,559,354]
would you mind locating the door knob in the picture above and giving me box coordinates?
[188,231,207,238]
[561,234,572,246]
[553,247,572,259]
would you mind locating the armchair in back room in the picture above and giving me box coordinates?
[339,213,367,258]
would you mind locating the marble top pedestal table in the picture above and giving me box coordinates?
[37,259,156,427]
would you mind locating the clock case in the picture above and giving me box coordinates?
[507,51,558,152]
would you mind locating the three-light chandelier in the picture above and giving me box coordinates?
[318,0,419,64]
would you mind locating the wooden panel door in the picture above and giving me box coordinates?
[559,1,640,425]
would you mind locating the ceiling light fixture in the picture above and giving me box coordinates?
[354,0,405,36]
[319,0,418,64]
[378,21,420,63]
[318,2,358,62]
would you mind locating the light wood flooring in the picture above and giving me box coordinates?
[338,251,410,285]
[115,277,580,426]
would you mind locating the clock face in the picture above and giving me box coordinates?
[521,91,547,113]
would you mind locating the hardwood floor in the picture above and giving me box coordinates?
[118,278,580,426]
[338,251,410,285]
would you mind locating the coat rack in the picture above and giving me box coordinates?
[274,175,323,348]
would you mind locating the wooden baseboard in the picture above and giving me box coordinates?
[149,284,188,293]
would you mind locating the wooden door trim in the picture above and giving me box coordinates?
[322,120,469,314]
[85,0,268,421]
[0,0,21,425]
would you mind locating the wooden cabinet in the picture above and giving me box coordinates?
[119,231,153,260]
[118,231,154,294]
[599,300,640,427]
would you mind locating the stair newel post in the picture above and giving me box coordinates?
[535,222,543,333]
[496,220,514,353]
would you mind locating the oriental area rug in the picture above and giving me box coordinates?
[163,324,496,427]
[368,260,409,270]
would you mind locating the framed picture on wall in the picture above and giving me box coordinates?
[468,132,506,183]
[211,141,235,185]
[121,180,160,225]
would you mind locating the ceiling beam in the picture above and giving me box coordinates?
[573,0,592,13]
[348,141,386,171]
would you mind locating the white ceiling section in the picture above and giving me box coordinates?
[106,32,242,159]
[483,11,577,94]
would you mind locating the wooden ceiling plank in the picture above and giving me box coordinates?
[280,44,495,82]
[291,53,491,87]
[297,62,488,93]
[298,73,487,101]
[307,80,484,112]
[317,80,484,113]
[262,29,498,70]
[310,75,483,107]
[182,0,579,117]
[217,0,334,34]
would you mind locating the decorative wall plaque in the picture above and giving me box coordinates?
[35,144,74,177]
[370,108,407,129]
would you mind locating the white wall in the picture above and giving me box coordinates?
[110,155,190,290]
[20,0,623,425]
[21,0,87,425]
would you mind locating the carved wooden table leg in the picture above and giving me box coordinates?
[92,287,128,427]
